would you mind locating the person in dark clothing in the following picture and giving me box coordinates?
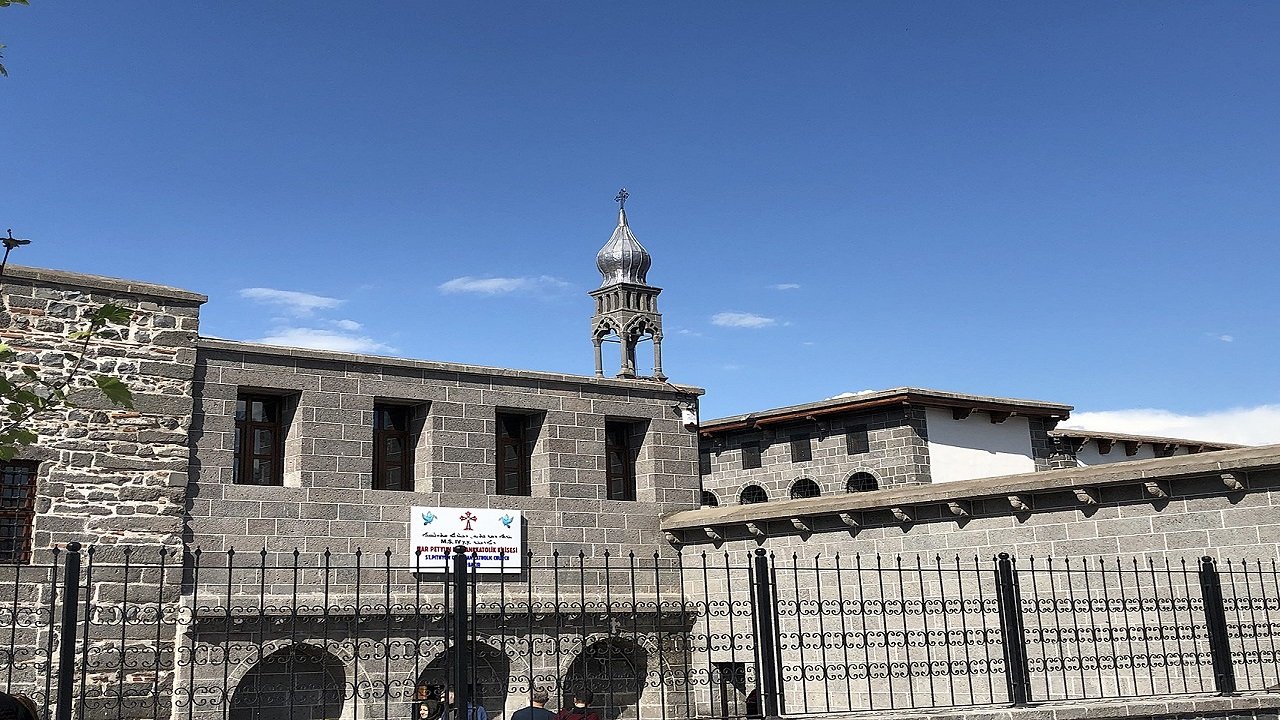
[446,687,488,720]
[414,685,445,720]
[511,687,554,720]
[0,693,38,720]
[552,688,600,720]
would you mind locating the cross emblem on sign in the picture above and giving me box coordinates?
[459,512,477,531]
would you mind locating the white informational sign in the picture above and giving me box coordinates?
[408,506,523,574]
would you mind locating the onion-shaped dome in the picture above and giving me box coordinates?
[596,204,652,287]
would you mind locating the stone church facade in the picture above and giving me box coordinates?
[1,196,1278,720]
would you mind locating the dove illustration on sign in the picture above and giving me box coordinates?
[421,511,436,525]
[499,514,514,528]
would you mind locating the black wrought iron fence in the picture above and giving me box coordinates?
[0,546,1277,720]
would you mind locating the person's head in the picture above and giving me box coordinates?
[574,688,593,707]
[418,703,431,719]
[531,688,549,707]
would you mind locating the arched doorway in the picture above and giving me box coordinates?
[229,644,346,720]
[562,639,648,720]
[415,643,512,717]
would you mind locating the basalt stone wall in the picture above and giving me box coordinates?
[666,447,1280,711]
[186,339,704,566]
[700,406,931,506]
[0,265,205,719]
[1,265,205,558]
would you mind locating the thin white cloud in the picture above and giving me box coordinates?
[438,275,569,295]
[332,319,362,331]
[711,311,777,329]
[676,327,704,337]
[1217,334,1234,343]
[254,327,396,355]
[827,390,876,400]
[770,283,801,291]
[1061,405,1280,446]
[239,287,342,315]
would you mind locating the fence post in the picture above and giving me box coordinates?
[451,545,471,717]
[750,548,781,718]
[1198,556,1237,695]
[993,552,1031,706]
[54,542,83,720]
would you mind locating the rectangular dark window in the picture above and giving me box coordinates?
[605,421,637,501]
[374,404,413,491]
[0,461,37,564]
[790,433,812,463]
[496,413,532,496]
[846,424,870,455]
[699,451,712,476]
[234,394,284,485]
[741,441,761,470]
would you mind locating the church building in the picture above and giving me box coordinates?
[0,192,1276,720]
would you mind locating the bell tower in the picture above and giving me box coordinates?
[591,188,665,381]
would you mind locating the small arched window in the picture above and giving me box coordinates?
[700,490,719,507]
[846,472,879,493]
[739,485,768,505]
[790,478,821,499]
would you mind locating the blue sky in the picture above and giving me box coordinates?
[4,3,1279,441]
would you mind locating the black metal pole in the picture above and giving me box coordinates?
[1198,556,1237,695]
[55,542,83,720]
[994,553,1032,706]
[750,548,781,719]
[452,545,470,719]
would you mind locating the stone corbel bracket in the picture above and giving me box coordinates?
[1222,472,1246,491]
[1008,495,1031,512]
[1073,488,1098,506]
[947,500,971,518]
[703,527,721,541]
[790,517,811,533]
[745,522,765,538]
[838,512,861,529]
[890,506,912,524]
[1143,480,1169,498]
[663,531,681,546]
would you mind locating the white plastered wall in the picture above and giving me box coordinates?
[1074,440,1188,466]
[924,407,1036,483]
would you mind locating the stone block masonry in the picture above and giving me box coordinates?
[700,406,931,505]
[0,265,205,719]
[1,265,206,558]
[187,339,704,562]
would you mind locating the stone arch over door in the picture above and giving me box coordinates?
[561,638,648,720]
[229,643,347,720]
[415,642,513,717]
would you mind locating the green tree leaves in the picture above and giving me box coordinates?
[1,281,137,459]
[0,0,30,78]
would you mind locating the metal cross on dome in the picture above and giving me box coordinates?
[614,188,629,209]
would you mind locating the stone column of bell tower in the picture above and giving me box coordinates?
[590,188,666,381]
